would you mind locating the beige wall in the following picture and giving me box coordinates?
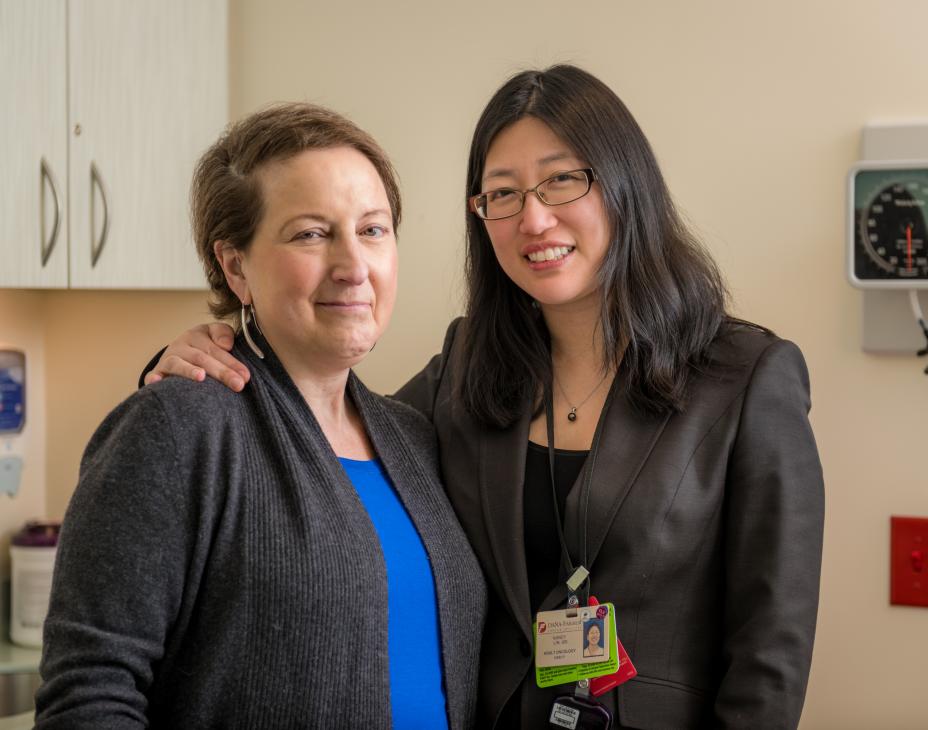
[41,291,214,519]
[0,0,925,726]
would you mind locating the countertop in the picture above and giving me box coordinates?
[0,638,40,730]
[0,639,40,675]
[0,712,32,730]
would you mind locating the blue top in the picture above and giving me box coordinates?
[339,457,449,730]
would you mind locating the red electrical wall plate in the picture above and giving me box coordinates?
[890,516,928,607]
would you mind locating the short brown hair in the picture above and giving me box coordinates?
[191,103,402,319]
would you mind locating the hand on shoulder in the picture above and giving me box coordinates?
[143,322,250,392]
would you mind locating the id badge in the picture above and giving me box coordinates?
[534,603,619,688]
[548,695,612,730]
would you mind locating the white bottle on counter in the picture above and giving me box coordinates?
[10,522,60,648]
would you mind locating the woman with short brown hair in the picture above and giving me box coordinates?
[36,103,486,729]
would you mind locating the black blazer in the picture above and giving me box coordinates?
[395,317,824,730]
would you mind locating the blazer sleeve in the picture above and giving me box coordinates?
[716,339,825,729]
[392,317,464,421]
[35,389,192,729]
[137,346,168,389]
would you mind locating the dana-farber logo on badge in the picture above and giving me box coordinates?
[536,617,584,661]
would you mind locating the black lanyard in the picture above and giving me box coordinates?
[543,375,618,606]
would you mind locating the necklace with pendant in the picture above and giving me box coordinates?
[553,371,610,423]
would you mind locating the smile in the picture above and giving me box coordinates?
[524,246,574,263]
[316,302,371,312]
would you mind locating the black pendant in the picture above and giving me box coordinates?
[567,408,577,422]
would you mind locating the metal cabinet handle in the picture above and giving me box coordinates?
[39,158,61,267]
[90,162,110,268]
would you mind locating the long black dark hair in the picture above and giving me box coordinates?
[460,64,730,428]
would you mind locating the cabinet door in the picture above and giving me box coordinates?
[0,0,69,288]
[68,0,227,289]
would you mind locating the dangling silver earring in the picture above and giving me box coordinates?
[241,303,265,359]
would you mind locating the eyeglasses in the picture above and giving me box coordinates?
[469,168,596,221]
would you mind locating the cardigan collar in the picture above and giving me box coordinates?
[230,326,480,727]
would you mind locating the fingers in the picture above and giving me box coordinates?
[155,352,208,383]
[143,371,164,386]
[162,346,249,392]
[152,324,251,392]
[191,345,250,391]
[207,322,236,350]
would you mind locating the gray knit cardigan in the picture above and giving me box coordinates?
[35,336,487,729]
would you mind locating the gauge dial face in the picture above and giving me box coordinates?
[854,169,928,281]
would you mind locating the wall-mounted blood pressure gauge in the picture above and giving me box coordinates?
[848,161,928,288]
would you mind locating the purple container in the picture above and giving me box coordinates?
[12,521,61,548]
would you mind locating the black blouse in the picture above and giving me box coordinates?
[523,441,589,614]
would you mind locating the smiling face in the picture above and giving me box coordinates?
[216,146,398,375]
[480,116,611,313]
[586,623,601,647]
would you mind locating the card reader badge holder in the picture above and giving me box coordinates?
[548,694,613,730]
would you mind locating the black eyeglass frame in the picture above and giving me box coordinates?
[468,168,597,221]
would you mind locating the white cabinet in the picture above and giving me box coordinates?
[0,0,227,290]
[0,0,69,288]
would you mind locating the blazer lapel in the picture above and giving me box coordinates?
[561,392,671,596]
[479,406,534,640]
